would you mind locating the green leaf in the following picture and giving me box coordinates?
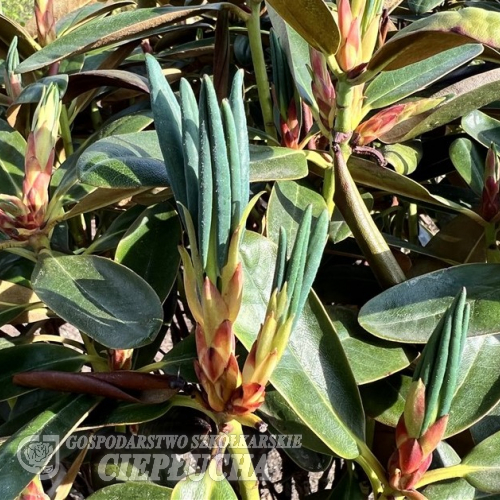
[264,0,339,57]
[172,470,237,500]
[14,75,68,104]
[237,232,365,459]
[259,389,334,456]
[267,180,327,255]
[0,394,98,500]
[16,4,246,73]
[88,482,172,500]
[381,68,500,143]
[360,373,411,427]
[382,142,423,176]
[349,156,485,224]
[0,120,26,197]
[77,131,168,188]
[462,110,500,151]
[359,264,500,343]
[115,203,181,301]
[361,334,500,438]
[408,0,452,14]
[445,335,500,437]
[56,1,136,37]
[78,134,307,189]
[364,44,483,110]
[88,483,172,500]
[0,344,86,401]
[328,306,416,385]
[267,5,315,107]
[450,138,485,196]
[463,429,500,492]
[395,7,500,50]
[421,443,475,500]
[32,253,163,349]
[85,402,172,430]
[85,205,145,255]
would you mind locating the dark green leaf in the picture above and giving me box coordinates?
[0,344,86,401]
[462,110,500,151]
[0,120,26,197]
[32,253,163,349]
[0,394,98,500]
[115,203,181,301]
[450,138,485,196]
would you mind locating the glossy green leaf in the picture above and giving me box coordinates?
[359,264,500,343]
[364,44,483,110]
[88,482,172,500]
[267,180,327,255]
[349,156,485,224]
[0,120,26,198]
[462,110,500,151]
[382,142,423,175]
[450,138,485,196]
[172,470,237,500]
[264,0,339,57]
[16,4,246,73]
[381,68,500,143]
[0,394,98,500]
[115,203,181,301]
[463,430,500,492]
[236,232,365,459]
[77,131,168,188]
[32,253,163,349]
[328,306,416,385]
[0,344,86,401]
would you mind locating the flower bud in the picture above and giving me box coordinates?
[35,0,56,47]
[480,144,500,221]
